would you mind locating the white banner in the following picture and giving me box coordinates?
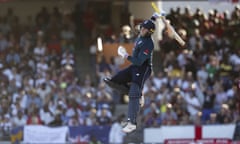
[144,124,235,143]
[23,125,68,143]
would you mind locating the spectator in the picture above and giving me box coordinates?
[89,135,102,144]
[109,114,126,144]
[216,104,233,124]
[201,87,216,123]
[96,105,111,125]
[48,113,63,127]
[39,104,54,125]
[161,103,178,125]
[119,25,135,43]
[47,34,61,55]
[11,111,27,127]
[33,39,46,61]
[27,110,42,125]
[0,114,12,136]
[183,90,202,122]
[6,48,21,65]
[60,24,75,40]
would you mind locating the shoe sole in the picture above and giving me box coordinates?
[122,127,136,133]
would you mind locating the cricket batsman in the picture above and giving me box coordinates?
[104,11,180,133]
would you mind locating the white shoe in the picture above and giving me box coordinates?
[121,121,128,127]
[139,95,145,107]
[122,122,136,133]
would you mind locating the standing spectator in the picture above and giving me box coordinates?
[109,114,126,144]
[82,5,96,40]
[39,104,54,125]
[0,17,11,35]
[11,111,27,127]
[51,6,62,26]
[183,90,202,122]
[201,87,216,123]
[35,6,50,29]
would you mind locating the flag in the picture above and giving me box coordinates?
[68,125,111,144]
[10,126,23,144]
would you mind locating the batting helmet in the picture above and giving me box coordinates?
[140,20,155,34]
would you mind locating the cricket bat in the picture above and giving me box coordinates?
[151,2,186,47]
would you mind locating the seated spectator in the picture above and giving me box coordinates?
[84,108,97,126]
[33,39,46,61]
[118,25,135,43]
[60,24,75,41]
[48,113,63,127]
[1,114,12,134]
[96,105,111,125]
[61,52,75,67]
[6,48,20,65]
[47,34,61,55]
[27,112,42,125]
[0,32,9,52]
[161,103,178,125]
[96,56,111,81]
[216,104,233,124]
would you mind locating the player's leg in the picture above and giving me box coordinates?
[122,82,140,133]
[122,66,152,133]
[104,66,131,94]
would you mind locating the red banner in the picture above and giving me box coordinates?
[231,0,239,3]
[165,138,232,144]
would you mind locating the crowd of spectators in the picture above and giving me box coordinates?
[141,5,240,127]
[0,5,115,140]
[0,1,239,143]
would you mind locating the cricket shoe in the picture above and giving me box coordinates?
[104,77,129,94]
[120,121,128,127]
[139,95,145,108]
[122,122,137,133]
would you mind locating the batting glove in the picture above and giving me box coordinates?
[118,46,129,59]
[152,11,166,19]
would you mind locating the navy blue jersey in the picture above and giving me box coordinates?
[127,36,154,66]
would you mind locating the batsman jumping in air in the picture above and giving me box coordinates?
[104,11,184,133]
